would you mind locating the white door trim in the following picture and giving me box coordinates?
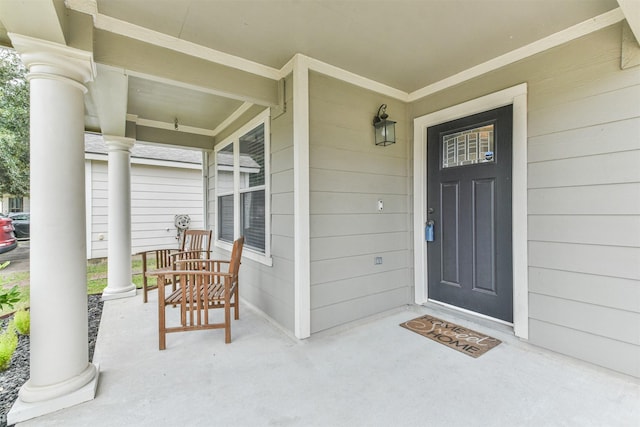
[413,83,529,339]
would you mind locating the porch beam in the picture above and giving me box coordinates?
[617,0,640,44]
[0,0,66,45]
[134,125,214,151]
[93,30,279,107]
[91,64,129,137]
[7,33,99,424]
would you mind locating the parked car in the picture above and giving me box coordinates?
[0,214,17,254]
[8,212,30,239]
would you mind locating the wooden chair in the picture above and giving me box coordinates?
[137,248,180,303]
[170,228,213,264]
[136,229,213,303]
[180,229,212,252]
[149,236,244,350]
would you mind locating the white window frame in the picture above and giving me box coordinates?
[214,109,272,266]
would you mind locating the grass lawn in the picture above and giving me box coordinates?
[0,256,159,317]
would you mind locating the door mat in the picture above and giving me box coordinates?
[400,314,501,358]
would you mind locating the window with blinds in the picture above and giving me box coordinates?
[216,144,235,243]
[214,113,270,259]
[239,124,265,251]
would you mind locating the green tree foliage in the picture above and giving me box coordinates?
[0,48,29,196]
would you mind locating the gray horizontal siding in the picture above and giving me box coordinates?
[529,267,640,313]
[309,72,412,333]
[529,318,640,378]
[528,215,640,247]
[525,25,640,377]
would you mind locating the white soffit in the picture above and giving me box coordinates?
[86,0,619,90]
[65,2,625,103]
[127,76,244,130]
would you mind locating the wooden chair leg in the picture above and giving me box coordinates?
[141,253,148,303]
[224,291,231,344]
[159,298,166,350]
[234,287,239,320]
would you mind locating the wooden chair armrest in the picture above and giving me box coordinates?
[170,250,211,261]
[135,248,180,257]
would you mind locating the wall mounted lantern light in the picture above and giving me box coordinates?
[372,104,396,146]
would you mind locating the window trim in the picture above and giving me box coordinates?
[213,109,272,266]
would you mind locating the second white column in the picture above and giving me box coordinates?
[102,136,136,300]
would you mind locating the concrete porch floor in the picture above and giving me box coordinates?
[20,293,639,427]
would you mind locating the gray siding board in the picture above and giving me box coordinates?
[311,168,407,194]
[528,46,640,107]
[271,170,294,194]
[529,267,640,314]
[311,269,410,309]
[528,184,640,215]
[528,85,640,137]
[529,241,640,281]
[311,214,408,238]
[529,293,640,345]
[271,235,295,260]
[311,192,408,215]
[271,193,294,215]
[310,145,407,177]
[311,250,409,286]
[528,150,640,188]
[271,145,293,174]
[528,118,640,162]
[272,214,294,238]
[528,215,640,247]
[232,255,294,332]
[311,287,409,333]
[529,319,640,378]
[311,232,408,261]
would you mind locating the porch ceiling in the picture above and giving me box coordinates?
[126,76,245,131]
[97,0,618,93]
[0,0,622,150]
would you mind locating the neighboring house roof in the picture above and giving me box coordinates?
[84,133,202,165]
[216,152,261,170]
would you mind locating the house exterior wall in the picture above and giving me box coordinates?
[308,72,413,333]
[411,23,640,377]
[87,160,204,258]
[208,73,296,332]
[1,195,30,214]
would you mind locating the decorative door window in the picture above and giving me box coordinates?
[442,124,495,168]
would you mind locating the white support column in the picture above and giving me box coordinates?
[7,34,99,424]
[102,136,136,300]
[292,55,311,339]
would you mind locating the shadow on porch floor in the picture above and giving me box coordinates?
[19,292,639,426]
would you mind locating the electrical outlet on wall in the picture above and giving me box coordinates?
[374,256,383,265]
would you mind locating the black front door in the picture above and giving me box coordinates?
[427,105,513,322]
